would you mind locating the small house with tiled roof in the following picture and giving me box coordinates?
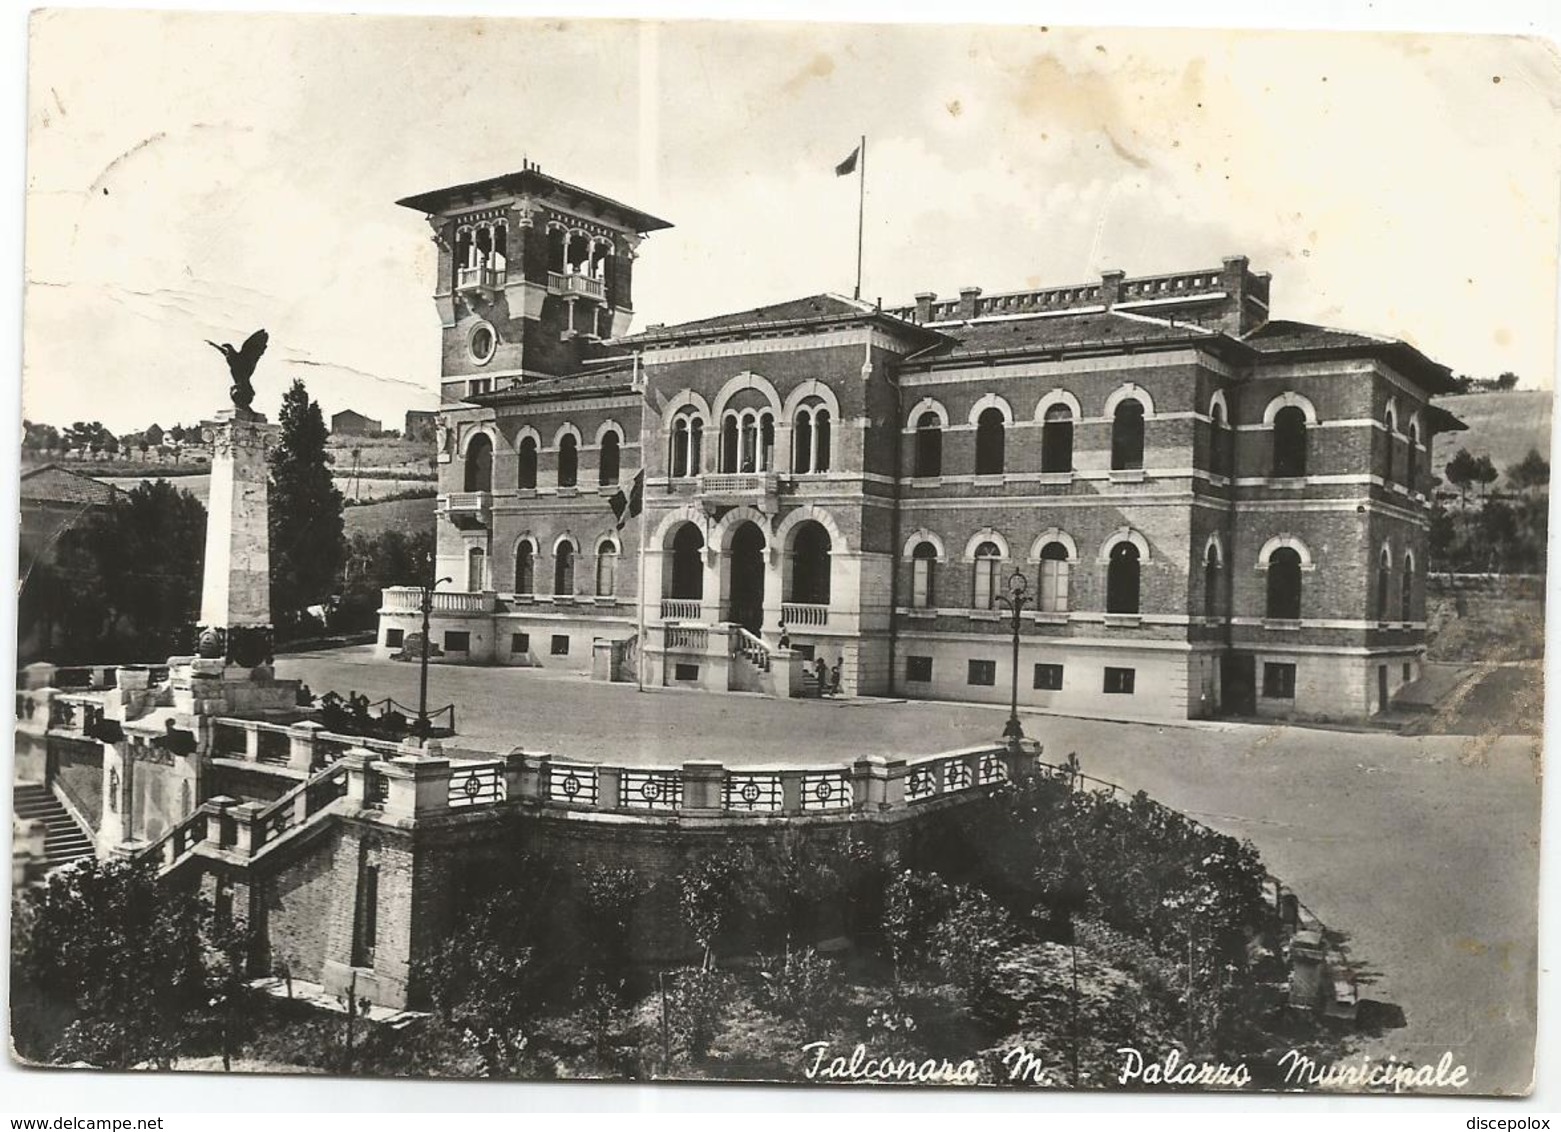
[19,464,122,573]
[380,163,1464,724]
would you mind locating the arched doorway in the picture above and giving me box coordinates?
[668,523,705,600]
[727,522,766,634]
[790,521,832,605]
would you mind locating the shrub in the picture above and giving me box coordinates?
[758,947,846,1032]
[665,966,733,1062]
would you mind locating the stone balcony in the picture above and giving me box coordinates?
[697,471,780,509]
[381,587,497,615]
[547,270,606,301]
[438,491,491,529]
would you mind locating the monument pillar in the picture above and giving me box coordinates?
[197,408,277,667]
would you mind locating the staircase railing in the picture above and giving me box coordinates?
[730,625,772,672]
[138,808,212,874]
[252,760,351,853]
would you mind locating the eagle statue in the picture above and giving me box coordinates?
[205,328,269,410]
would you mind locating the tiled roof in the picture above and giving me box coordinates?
[925,310,1217,361]
[467,363,636,405]
[18,465,121,507]
[1244,320,1459,395]
[619,294,876,340]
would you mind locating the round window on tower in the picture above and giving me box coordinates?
[468,322,497,366]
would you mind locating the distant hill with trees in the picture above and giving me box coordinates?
[1430,389,1552,490]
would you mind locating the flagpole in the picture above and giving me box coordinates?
[854,134,866,301]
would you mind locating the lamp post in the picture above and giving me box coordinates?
[994,569,1029,743]
[415,569,453,741]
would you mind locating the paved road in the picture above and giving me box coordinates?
[276,647,1542,1093]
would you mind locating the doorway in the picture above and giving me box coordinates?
[728,522,766,635]
[1220,653,1256,716]
[1377,665,1389,713]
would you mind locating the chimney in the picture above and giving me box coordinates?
[1100,269,1126,308]
[1220,255,1255,334]
[958,286,983,321]
[914,292,937,323]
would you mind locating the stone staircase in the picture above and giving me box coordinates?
[13,783,94,871]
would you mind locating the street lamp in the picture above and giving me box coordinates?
[994,569,1029,743]
[415,566,453,742]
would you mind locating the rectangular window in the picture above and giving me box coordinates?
[674,663,700,681]
[906,655,933,683]
[1262,662,1297,699]
[1402,662,1412,682]
[795,643,816,662]
[1033,663,1064,691]
[384,628,404,648]
[1103,667,1136,695]
[972,558,998,610]
[967,659,997,687]
[911,557,933,609]
[511,632,530,654]
[1038,559,1070,613]
[550,634,570,656]
[443,630,471,652]
[354,864,379,968]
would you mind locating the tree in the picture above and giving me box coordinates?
[1494,371,1520,391]
[12,857,217,1068]
[1508,448,1550,492]
[26,479,206,663]
[1470,453,1499,500]
[1444,448,1479,508]
[270,379,345,635]
[23,420,61,454]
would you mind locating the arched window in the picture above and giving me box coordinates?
[910,541,937,608]
[669,411,703,478]
[1272,407,1308,478]
[1203,542,1222,619]
[1111,401,1145,471]
[975,408,1006,476]
[1037,541,1070,613]
[514,542,534,595]
[669,524,704,599]
[1381,410,1397,484]
[557,434,578,488]
[1209,401,1230,477]
[760,413,775,471]
[467,546,487,592]
[1266,547,1303,620]
[792,402,831,473]
[1106,542,1141,614]
[517,436,538,490]
[596,540,618,598]
[972,541,1002,610]
[1376,549,1391,621]
[1041,405,1074,473]
[1400,553,1414,622]
[464,433,493,492]
[554,540,576,596]
[914,412,943,477]
[599,431,620,486]
[720,415,740,473]
[1406,422,1420,491]
[791,522,832,604]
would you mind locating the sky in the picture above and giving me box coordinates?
[19,8,1561,434]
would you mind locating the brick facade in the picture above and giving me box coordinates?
[380,167,1464,723]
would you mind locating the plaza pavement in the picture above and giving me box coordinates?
[275,646,1542,1094]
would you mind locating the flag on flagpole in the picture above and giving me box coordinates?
[835,146,860,177]
[608,469,645,531]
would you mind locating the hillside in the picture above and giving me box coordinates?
[344,494,436,539]
[1430,390,1553,485]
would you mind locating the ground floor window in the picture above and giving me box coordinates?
[550,634,570,656]
[511,632,530,653]
[967,659,996,686]
[1033,663,1064,691]
[444,630,471,652]
[906,655,933,683]
[384,628,404,648]
[1402,662,1412,682]
[1262,662,1297,699]
[1103,667,1135,694]
[674,663,700,681]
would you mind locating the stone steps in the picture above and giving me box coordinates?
[13,783,94,869]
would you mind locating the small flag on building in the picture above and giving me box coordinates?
[835,146,860,177]
[608,469,644,531]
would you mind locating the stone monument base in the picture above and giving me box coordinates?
[167,655,301,719]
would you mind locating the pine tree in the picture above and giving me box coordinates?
[269,379,344,633]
